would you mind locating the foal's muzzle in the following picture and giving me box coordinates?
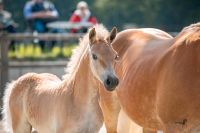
[104,75,119,91]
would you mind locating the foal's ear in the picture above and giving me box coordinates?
[89,28,96,46]
[107,27,117,44]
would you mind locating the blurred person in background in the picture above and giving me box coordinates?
[69,1,97,33]
[24,0,59,50]
[0,0,17,50]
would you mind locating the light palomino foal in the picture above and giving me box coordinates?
[2,25,119,133]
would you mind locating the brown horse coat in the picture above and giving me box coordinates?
[100,23,200,133]
[100,28,172,133]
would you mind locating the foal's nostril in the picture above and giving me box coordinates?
[106,78,111,86]
[115,78,119,86]
[104,76,119,91]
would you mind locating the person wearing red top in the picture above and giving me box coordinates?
[69,1,97,33]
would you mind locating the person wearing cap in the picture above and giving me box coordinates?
[23,0,59,50]
[24,0,59,32]
[69,1,97,33]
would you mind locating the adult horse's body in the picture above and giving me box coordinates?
[100,23,200,133]
[2,25,119,133]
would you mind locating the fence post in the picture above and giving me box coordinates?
[0,36,9,106]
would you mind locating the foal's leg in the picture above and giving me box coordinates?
[11,117,32,133]
[10,106,32,133]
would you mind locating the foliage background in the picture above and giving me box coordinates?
[3,0,200,32]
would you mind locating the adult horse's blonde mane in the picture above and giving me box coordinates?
[62,24,109,80]
[176,22,200,44]
[183,22,200,31]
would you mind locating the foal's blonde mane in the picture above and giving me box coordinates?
[62,24,109,80]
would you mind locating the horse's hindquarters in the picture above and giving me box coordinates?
[2,80,32,133]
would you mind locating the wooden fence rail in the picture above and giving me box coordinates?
[0,33,83,101]
[0,32,178,104]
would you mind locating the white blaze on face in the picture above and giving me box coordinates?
[89,48,116,84]
[100,66,117,82]
[89,49,103,83]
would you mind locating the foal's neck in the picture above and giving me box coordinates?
[64,51,99,105]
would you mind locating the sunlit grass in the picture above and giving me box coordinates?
[8,43,77,60]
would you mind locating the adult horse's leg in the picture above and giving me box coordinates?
[99,88,120,133]
[143,128,157,133]
[118,110,143,133]
[163,125,185,133]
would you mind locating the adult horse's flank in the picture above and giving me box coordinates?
[2,25,119,133]
[100,23,200,133]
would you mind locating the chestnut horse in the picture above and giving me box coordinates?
[99,27,172,133]
[101,23,200,133]
[2,25,119,133]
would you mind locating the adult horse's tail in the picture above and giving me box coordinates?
[2,81,15,133]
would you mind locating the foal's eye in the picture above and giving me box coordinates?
[115,55,119,60]
[92,54,98,60]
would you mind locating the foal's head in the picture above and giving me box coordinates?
[88,27,119,91]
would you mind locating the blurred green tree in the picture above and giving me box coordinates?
[94,0,200,31]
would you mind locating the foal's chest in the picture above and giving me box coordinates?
[72,109,103,133]
[56,105,103,133]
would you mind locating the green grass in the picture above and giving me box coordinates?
[8,43,77,60]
